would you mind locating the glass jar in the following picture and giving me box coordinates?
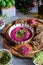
[38,0,43,19]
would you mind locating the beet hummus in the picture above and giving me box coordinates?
[10,27,32,42]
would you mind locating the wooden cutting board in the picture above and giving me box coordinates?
[2,18,43,58]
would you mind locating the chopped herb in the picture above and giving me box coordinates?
[16,29,28,39]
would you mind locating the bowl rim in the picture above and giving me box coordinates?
[0,49,12,65]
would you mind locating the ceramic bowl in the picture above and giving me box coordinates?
[0,49,12,65]
[8,23,34,44]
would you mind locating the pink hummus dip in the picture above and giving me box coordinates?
[10,27,32,42]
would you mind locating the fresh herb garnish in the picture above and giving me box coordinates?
[16,29,28,39]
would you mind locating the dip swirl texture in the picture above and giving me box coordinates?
[10,27,32,42]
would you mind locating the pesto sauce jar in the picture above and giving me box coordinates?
[0,49,12,65]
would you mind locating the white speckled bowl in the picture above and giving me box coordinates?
[8,23,34,44]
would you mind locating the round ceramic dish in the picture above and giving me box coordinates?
[0,49,12,65]
[8,23,34,44]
